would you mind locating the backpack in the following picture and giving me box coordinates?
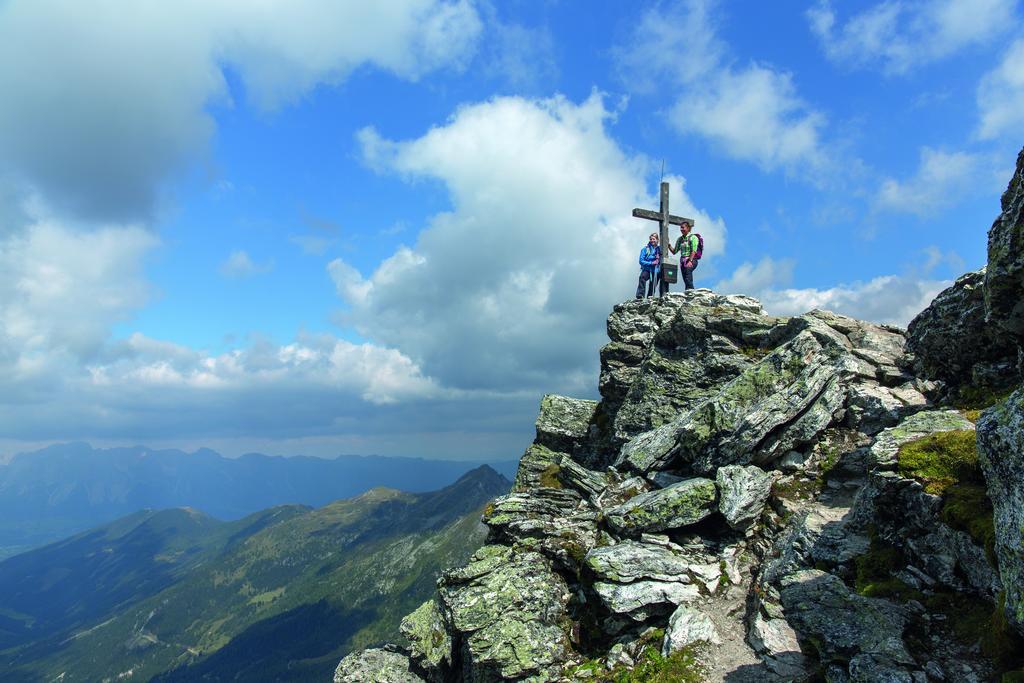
[693,233,704,260]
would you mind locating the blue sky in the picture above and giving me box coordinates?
[0,0,1021,461]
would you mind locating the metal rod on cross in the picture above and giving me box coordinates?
[632,182,694,291]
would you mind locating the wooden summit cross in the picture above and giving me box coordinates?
[633,182,694,283]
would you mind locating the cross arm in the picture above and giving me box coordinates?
[631,208,695,225]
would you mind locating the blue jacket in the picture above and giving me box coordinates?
[639,244,661,272]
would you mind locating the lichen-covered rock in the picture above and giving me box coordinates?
[907,269,1019,390]
[984,146,1024,345]
[618,324,851,475]
[597,292,785,455]
[604,477,717,535]
[779,570,915,679]
[747,611,814,680]
[845,382,929,435]
[661,606,721,655]
[334,647,426,683]
[977,388,1024,635]
[483,486,599,571]
[437,545,573,681]
[584,540,698,583]
[716,465,772,529]
[535,394,598,455]
[400,600,450,680]
[592,579,700,620]
[862,410,975,472]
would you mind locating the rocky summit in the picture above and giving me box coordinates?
[337,147,1024,682]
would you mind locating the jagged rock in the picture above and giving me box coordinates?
[483,488,598,572]
[584,540,697,583]
[617,323,852,475]
[748,611,814,680]
[334,647,426,683]
[597,292,785,454]
[401,600,450,680]
[437,545,572,681]
[604,477,717,535]
[985,146,1024,346]
[845,382,929,435]
[592,579,700,620]
[907,270,1019,390]
[779,570,915,679]
[716,465,772,529]
[661,606,721,655]
[847,411,1001,596]
[535,394,598,455]
[977,388,1024,635]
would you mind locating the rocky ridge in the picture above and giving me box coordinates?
[337,148,1024,682]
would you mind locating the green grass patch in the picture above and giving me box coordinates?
[897,430,980,494]
[853,531,922,602]
[539,464,563,489]
[571,644,706,683]
[896,430,997,564]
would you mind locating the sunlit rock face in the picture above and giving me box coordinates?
[336,150,1024,683]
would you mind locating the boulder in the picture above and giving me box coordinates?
[535,394,597,455]
[604,477,717,535]
[779,570,915,679]
[748,611,814,680]
[977,388,1024,635]
[437,545,573,681]
[334,647,426,683]
[584,540,697,583]
[716,465,772,529]
[906,270,1019,390]
[400,600,450,680]
[985,146,1024,346]
[661,606,721,655]
[592,579,700,620]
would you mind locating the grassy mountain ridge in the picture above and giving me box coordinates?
[0,442,517,558]
[0,465,510,682]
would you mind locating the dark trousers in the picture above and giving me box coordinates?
[682,260,698,290]
[635,270,656,298]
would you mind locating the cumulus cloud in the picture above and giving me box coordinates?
[219,250,274,278]
[715,255,949,327]
[614,0,827,175]
[875,147,983,215]
[0,0,483,221]
[976,38,1024,140]
[346,93,726,394]
[807,0,1018,74]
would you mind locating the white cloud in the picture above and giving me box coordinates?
[716,255,949,327]
[757,276,949,327]
[346,93,727,394]
[875,147,982,215]
[219,250,274,278]
[714,257,795,295]
[614,0,827,175]
[808,0,1018,74]
[0,0,483,221]
[0,213,158,363]
[976,38,1024,140]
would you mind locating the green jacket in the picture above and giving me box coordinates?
[674,233,699,259]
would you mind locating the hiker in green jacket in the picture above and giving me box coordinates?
[667,220,699,290]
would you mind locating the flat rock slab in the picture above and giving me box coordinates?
[780,569,914,677]
[593,579,700,619]
[335,648,425,683]
[585,540,707,583]
[604,477,717,534]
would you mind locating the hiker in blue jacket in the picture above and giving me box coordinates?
[635,233,661,299]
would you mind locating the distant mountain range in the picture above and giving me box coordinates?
[0,442,517,558]
[0,465,510,682]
